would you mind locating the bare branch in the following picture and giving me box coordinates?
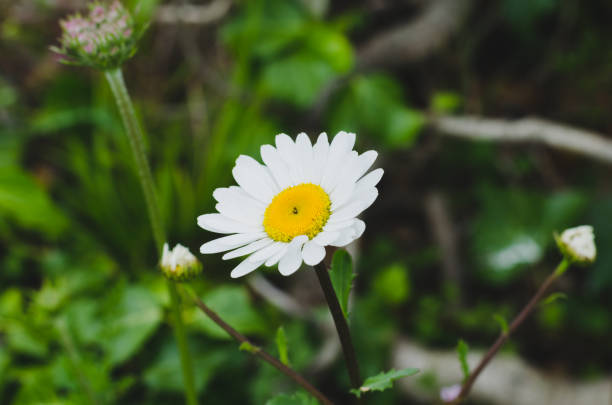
[357,0,472,69]
[432,115,612,165]
[156,1,231,25]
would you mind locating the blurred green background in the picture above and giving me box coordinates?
[2,0,612,403]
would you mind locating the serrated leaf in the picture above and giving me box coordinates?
[329,249,355,319]
[265,391,318,405]
[493,314,509,334]
[456,339,470,382]
[276,326,290,366]
[540,292,567,307]
[349,368,419,398]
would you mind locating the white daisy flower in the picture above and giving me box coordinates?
[197,131,383,278]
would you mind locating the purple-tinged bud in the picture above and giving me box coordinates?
[52,1,144,70]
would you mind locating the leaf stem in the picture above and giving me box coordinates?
[188,288,334,405]
[104,67,198,405]
[313,262,362,391]
[452,259,570,403]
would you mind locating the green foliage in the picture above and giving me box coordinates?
[456,339,470,382]
[540,292,568,307]
[239,341,261,354]
[350,368,419,398]
[329,74,425,148]
[265,391,318,405]
[275,326,291,366]
[0,166,67,238]
[472,188,586,284]
[329,249,355,319]
[372,263,411,306]
[192,286,267,339]
[493,314,510,334]
[431,91,462,113]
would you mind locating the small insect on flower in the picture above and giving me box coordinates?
[555,225,596,265]
[198,132,383,278]
[160,243,202,281]
[52,1,143,70]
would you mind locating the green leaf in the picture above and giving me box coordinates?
[493,314,509,334]
[99,286,162,367]
[0,167,67,238]
[192,286,267,339]
[350,368,419,398]
[329,74,424,148]
[456,339,470,382]
[276,326,290,366]
[540,292,567,307]
[372,263,410,305]
[265,391,318,405]
[239,341,261,354]
[329,249,355,319]
[431,91,462,113]
[261,54,337,108]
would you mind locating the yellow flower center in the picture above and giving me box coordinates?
[263,183,331,243]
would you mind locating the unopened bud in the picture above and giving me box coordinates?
[160,243,202,282]
[52,1,143,70]
[555,225,596,266]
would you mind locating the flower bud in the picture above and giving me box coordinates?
[555,225,596,265]
[52,1,143,70]
[440,384,461,403]
[160,243,202,282]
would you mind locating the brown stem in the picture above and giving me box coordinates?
[313,262,362,390]
[189,289,334,405]
[452,260,569,403]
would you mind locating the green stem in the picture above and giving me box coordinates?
[104,68,165,250]
[169,281,198,405]
[104,68,198,405]
[313,262,362,391]
[452,258,571,403]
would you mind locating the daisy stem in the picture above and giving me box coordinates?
[451,258,570,404]
[313,262,362,391]
[104,67,198,405]
[188,288,335,405]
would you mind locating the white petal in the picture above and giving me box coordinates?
[302,241,326,266]
[275,133,303,184]
[329,188,378,223]
[278,235,308,276]
[330,219,366,247]
[265,246,288,267]
[313,230,341,245]
[354,168,384,195]
[321,132,356,192]
[222,238,273,260]
[296,132,315,183]
[312,132,329,184]
[330,179,356,211]
[200,232,266,254]
[197,214,262,234]
[261,145,293,190]
[352,151,378,182]
[230,258,265,278]
[248,241,286,262]
[213,186,265,210]
[215,200,264,226]
[232,155,277,203]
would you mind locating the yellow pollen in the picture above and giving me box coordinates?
[263,183,331,243]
